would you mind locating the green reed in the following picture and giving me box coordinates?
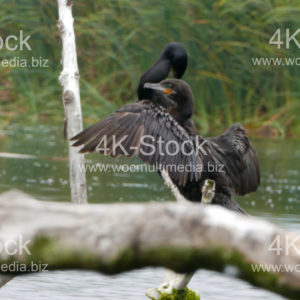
[0,0,299,137]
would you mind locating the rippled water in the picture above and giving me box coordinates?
[1,269,286,300]
[0,125,299,299]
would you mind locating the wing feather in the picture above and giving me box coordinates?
[207,123,260,195]
[72,100,202,186]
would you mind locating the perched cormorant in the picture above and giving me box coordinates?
[137,42,188,105]
[71,79,260,214]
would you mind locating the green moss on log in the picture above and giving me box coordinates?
[147,287,200,300]
[1,236,300,299]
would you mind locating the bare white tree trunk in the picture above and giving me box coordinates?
[57,0,87,204]
[0,190,299,299]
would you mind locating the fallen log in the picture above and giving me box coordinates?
[0,190,299,299]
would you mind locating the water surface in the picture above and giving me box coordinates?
[0,125,299,299]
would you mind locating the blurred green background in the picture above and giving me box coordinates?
[0,0,299,137]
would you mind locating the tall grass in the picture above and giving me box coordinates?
[0,0,299,137]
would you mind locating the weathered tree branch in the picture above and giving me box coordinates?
[57,0,87,204]
[156,170,204,299]
[0,275,12,288]
[161,169,190,205]
[159,173,215,298]
[0,190,299,299]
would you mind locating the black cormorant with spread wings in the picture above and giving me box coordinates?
[71,79,260,214]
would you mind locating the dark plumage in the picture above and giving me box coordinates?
[137,42,187,104]
[72,79,260,214]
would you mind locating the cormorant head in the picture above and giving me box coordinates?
[144,79,194,123]
[144,79,192,102]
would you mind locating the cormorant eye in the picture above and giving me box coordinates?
[166,83,173,89]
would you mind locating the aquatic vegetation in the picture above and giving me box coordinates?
[0,0,299,137]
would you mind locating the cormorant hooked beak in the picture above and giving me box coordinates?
[144,82,176,95]
[144,82,177,108]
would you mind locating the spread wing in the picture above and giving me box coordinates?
[71,100,203,186]
[207,123,260,195]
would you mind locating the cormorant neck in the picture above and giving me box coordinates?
[138,42,187,100]
[169,93,194,125]
[138,58,171,100]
